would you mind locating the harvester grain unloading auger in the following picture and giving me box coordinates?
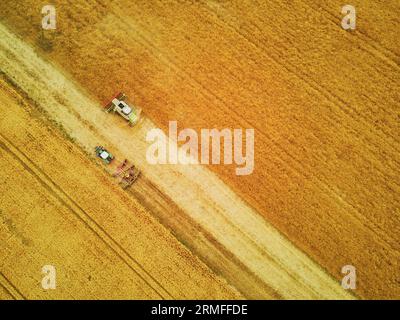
[104,92,142,127]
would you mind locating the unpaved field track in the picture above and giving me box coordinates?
[0,78,241,299]
[0,0,399,299]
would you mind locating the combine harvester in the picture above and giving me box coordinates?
[104,92,142,127]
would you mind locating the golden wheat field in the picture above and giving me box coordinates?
[0,0,399,300]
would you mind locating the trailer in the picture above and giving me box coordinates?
[111,159,140,189]
[118,165,141,189]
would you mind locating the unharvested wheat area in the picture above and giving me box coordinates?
[0,0,399,300]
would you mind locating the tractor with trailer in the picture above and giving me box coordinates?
[94,150,140,189]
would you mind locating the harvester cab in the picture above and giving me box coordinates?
[104,92,142,126]
[95,146,114,164]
